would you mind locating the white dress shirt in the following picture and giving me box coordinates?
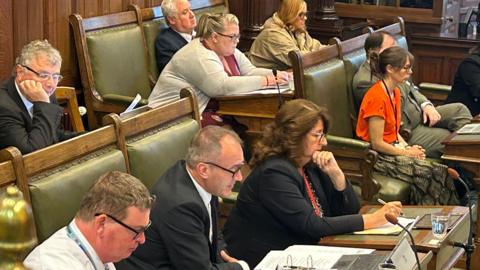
[15,81,34,118]
[186,166,250,270]
[24,220,115,270]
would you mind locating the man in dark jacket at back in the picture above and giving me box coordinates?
[0,39,77,154]
[155,0,197,74]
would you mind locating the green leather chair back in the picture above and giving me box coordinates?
[343,49,367,119]
[86,24,151,102]
[29,150,127,243]
[143,17,168,80]
[142,4,229,80]
[304,59,354,138]
[127,119,199,190]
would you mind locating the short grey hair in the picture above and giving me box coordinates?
[76,171,154,222]
[186,126,242,167]
[15,40,62,69]
[196,13,239,39]
[161,0,189,22]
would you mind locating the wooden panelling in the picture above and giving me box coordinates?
[0,1,145,84]
[409,32,477,85]
[0,0,228,85]
[0,0,13,79]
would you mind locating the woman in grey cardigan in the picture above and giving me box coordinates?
[148,13,289,124]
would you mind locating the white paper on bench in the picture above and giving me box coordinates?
[121,93,142,116]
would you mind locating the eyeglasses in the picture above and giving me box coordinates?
[202,161,244,178]
[310,131,326,141]
[298,12,308,19]
[95,213,151,240]
[216,32,241,43]
[21,65,63,82]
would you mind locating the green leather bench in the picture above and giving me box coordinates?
[29,150,126,242]
[103,88,201,190]
[70,6,152,129]
[11,125,128,243]
[1,89,200,244]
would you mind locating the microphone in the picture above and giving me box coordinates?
[447,168,474,270]
[272,69,284,109]
[385,213,422,270]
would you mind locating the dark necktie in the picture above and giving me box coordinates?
[210,196,219,262]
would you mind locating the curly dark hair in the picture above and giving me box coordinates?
[250,99,330,168]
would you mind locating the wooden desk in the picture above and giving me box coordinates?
[442,132,480,269]
[320,206,469,270]
[216,92,295,135]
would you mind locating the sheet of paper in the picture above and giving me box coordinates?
[254,83,291,94]
[120,93,141,115]
[353,217,416,235]
[456,123,480,134]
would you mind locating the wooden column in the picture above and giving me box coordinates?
[229,0,279,52]
[307,0,366,43]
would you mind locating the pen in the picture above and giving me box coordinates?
[377,198,404,216]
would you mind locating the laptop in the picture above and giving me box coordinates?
[332,224,418,270]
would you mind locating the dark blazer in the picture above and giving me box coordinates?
[116,160,242,270]
[223,156,363,268]
[0,77,77,154]
[447,54,480,117]
[155,27,188,74]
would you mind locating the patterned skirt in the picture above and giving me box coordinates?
[374,154,459,205]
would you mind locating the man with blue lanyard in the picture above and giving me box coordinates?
[24,171,154,270]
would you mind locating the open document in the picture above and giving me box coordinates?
[353,217,416,235]
[253,80,293,95]
[120,93,142,116]
[254,245,374,270]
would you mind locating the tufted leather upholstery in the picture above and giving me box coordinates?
[127,119,199,190]
[29,150,127,242]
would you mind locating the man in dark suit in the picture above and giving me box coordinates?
[116,126,249,270]
[352,32,471,158]
[155,0,197,74]
[0,39,77,154]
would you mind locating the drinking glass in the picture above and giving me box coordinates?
[431,213,450,239]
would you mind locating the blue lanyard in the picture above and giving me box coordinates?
[66,224,105,270]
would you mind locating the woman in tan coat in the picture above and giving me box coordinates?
[249,0,325,70]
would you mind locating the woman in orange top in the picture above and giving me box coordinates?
[356,46,459,205]
[357,46,424,159]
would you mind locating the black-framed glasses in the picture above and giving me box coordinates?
[310,131,326,141]
[95,213,151,240]
[21,65,63,82]
[202,161,244,178]
[216,32,241,43]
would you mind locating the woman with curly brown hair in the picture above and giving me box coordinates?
[223,99,402,268]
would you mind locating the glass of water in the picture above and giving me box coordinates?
[431,213,450,239]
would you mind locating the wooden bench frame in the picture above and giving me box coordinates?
[69,5,151,129]
[0,89,199,241]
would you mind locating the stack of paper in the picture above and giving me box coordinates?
[254,245,374,270]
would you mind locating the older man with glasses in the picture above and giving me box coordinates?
[0,39,79,154]
[24,171,154,270]
[116,126,250,270]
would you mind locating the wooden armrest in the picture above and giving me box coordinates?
[55,87,85,132]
